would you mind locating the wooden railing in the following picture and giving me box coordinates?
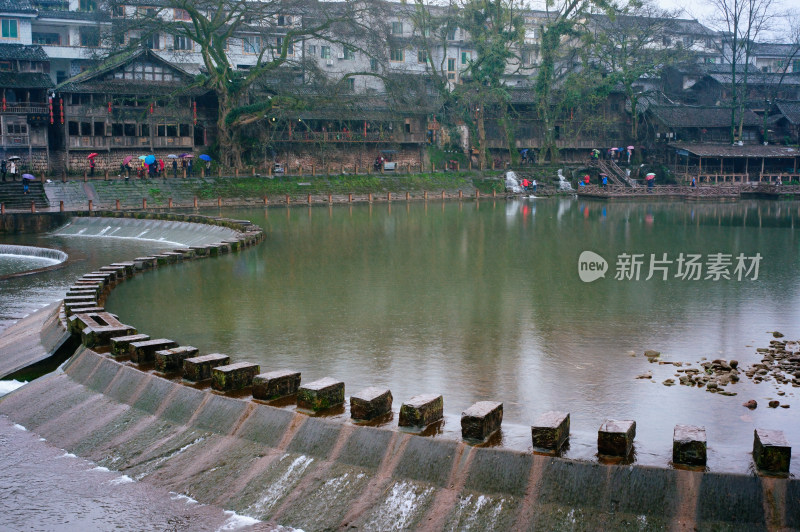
[1,102,49,114]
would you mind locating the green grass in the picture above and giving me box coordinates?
[191,173,491,199]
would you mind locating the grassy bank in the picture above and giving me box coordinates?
[192,172,504,200]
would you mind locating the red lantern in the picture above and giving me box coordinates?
[2,96,5,112]
[108,101,112,113]
[192,100,197,125]
[150,102,154,114]
[59,98,64,125]
[49,96,54,124]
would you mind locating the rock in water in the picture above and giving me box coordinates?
[644,350,660,357]
[768,400,780,408]
[772,331,784,338]
[743,399,757,409]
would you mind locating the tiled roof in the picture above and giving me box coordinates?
[669,142,799,158]
[0,0,36,14]
[776,101,800,125]
[37,9,111,21]
[0,71,54,89]
[750,43,799,57]
[649,105,762,128]
[0,43,48,61]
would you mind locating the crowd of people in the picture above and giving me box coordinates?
[116,156,198,179]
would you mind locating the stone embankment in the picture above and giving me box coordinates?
[1,211,798,530]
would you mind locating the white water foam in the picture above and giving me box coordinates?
[0,380,26,397]
[109,475,134,485]
[217,511,261,531]
[248,454,314,516]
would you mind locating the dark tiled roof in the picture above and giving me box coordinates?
[0,0,36,13]
[776,101,800,125]
[37,9,111,21]
[669,142,800,158]
[650,105,762,128]
[0,43,48,61]
[58,79,206,96]
[0,71,54,89]
[750,43,800,57]
[56,48,195,93]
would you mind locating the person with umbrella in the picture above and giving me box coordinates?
[646,172,655,190]
[187,157,193,177]
[200,154,212,172]
[171,157,178,179]
[88,153,98,177]
[22,173,35,194]
[9,158,17,181]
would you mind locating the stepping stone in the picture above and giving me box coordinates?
[252,370,301,401]
[297,377,345,412]
[753,428,791,473]
[184,353,230,382]
[531,411,570,451]
[399,394,443,428]
[461,401,503,441]
[211,362,261,392]
[110,334,150,357]
[350,387,392,421]
[133,257,157,269]
[155,346,199,372]
[673,425,707,466]
[80,313,137,349]
[130,339,178,364]
[598,419,636,457]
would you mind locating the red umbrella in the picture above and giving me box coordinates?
[122,155,133,165]
[87,153,98,159]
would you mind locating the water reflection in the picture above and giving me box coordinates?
[99,199,800,474]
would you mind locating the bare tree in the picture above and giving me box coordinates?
[707,0,781,143]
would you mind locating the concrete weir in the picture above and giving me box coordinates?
[1,212,799,530]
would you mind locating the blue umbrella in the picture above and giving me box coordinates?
[22,173,36,180]
[144,155,156,165]
[199,154,212,162]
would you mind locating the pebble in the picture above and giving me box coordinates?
[768,400,780,408]
[743,399,757,409]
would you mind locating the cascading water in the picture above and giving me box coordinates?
[0,245,68,277]
[504,171,523,193]
[556,169,574,192]
[52,217,240,247]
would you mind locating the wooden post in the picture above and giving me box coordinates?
[217,197,222,207]
[31,201,36,213]
[387,192,391,202]
[59,201,64,212]
[142,198,147,209]
[168,198,173,209]
[252,167,256,176]
[104,170,109,181]
[83,171,87,182]
[264,195,269,205]
[202,168,205,178]
[368,193,373,203]
[193,196,198,208]
[312,165,316,176]
[476,190,480,199]
[115,199,120,210]
[62,171,67,183]
[459,190,463,199]
[348,193,353,203]
[183,168,187,179]
[328,194,332,204]
[441,190,445,199]
[218,167,222,178]
[406,191,409,201]
[308,193,312,204]
[493,189,496,198]
[286,194,291,205]
[235,168,239,178]
[424,190,428,200]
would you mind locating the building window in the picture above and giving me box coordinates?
[277,15,292,26]
[794,59,800,73]
[417,49,427,63]
[461,51,470,64]
[345,78,355,91]
[79,0,97,12]
[7,124,27,135]
[174,8,191,21]
[662,36,671,47]
[79,28,100,47]
[137,6,158,18]
[370,58,378,71]
[391,22,403,34]
[33,32,61,46]
[343,46,355,60]
[143,33,160,49]
[173,35,192,50]
[447,58,455,79]
[447,28,456,40]
[124,123,136,136]
[0,60,10,71]
[321,45,331,59]
[112,5,126,18]
[390,48,404,62]
[307,44,316,55]
[242,35,261,54]
[1,19,19,39]
[276,37,293,55]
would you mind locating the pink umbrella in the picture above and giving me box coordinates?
[122,155,133,165]
[627,146,634,151]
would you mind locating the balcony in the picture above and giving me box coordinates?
[68,135,194,149]
[269,130,425,144]
[1,135,47,148]
[1,102,49,114]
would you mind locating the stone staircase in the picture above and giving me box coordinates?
[0,180,50,211]
[598,160,637,187]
